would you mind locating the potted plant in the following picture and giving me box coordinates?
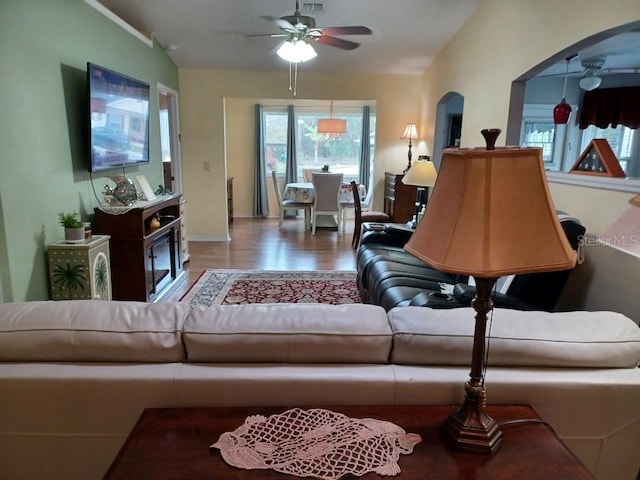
[58,212,85,243]
[321,164,330,172]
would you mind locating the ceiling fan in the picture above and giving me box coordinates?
[542,55,640,91]
[249,0,372,96]
[250,0,373,54]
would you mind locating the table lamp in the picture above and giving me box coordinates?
[404,130,577,454]
[401,158,437,228]
[401,123,418,173]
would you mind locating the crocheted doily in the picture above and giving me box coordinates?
[210,408,421,479]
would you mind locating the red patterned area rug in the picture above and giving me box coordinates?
[180,269,361,307]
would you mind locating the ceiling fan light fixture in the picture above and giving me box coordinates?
[276,39,317,63]
[579,75,602,91]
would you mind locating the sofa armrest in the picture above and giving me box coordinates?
[453,284,537,311]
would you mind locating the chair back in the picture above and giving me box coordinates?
[350,180,363,225]
[271,170,283,207]
[312,173,343,211]
[303,168,322,183]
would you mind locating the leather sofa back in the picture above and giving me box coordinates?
[183,304,392,363]
[389,306,640,368]
[0,301,638,369]
[0,301,189,362]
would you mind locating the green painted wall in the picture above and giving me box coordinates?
[0,0,178,302]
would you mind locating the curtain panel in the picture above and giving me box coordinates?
[253,104,269,217]
[579,87,640,129]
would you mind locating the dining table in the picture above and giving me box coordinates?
[283,182,366,230]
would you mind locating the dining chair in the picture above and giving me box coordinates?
[339,182,358,235]
[302,167,322,183]
[350,180,390,248]
[311,172,343,235]
[271,170,312,230]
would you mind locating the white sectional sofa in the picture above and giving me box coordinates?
[0,301,638,480]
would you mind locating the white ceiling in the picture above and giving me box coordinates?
[96,0,482,75]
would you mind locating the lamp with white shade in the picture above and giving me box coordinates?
[401,158,437,228]
[401,123,418,173]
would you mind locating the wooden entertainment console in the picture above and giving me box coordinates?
[94,195,184,302]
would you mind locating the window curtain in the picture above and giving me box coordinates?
[285,105,298,183]
[579,87,640,129]
[284,105,297,218]
[253,104,269,217]
[358,106,371,190]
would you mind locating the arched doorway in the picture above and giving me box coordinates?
[433,92,464,168]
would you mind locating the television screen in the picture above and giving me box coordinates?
[87,63,150,172]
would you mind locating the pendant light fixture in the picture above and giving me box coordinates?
[317,101,347,139]
[553,54,577,124]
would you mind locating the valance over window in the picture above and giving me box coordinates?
[579,86,640,129]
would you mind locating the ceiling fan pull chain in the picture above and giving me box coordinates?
[288,61,293,93]
[293,62,298,97]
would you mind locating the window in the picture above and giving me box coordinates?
[264,107,376,182]
[521,121,555,164]
[520,104,579,172]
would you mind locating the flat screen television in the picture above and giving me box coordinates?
[87,63,150,172]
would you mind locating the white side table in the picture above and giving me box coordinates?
[47,235,112,300]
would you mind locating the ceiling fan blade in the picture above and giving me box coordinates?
[246,33,288,38]
[277,19,297,32]
[315,35,360,50]
[320,26,372,36]
[602,67,640,74]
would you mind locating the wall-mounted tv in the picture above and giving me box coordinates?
[87,63,150,172]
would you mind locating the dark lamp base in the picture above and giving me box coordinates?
[441,275,503,455]
[441,383,503,454]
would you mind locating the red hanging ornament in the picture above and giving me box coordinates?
[553,55,577,125]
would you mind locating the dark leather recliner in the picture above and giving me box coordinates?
[356,215,585,312]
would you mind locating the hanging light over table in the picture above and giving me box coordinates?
[317,101,347,139]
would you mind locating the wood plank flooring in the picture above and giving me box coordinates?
[162,217,358,302]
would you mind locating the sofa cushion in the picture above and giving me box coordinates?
[389,307,640,368]
[0,301,189,362]
[183,304,392,363]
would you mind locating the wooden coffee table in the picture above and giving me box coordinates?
[104,405,595,479]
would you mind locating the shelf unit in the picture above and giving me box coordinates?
[94,195,184,302]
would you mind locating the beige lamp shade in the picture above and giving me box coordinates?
[401,123,418,140]
[402,160,437,187]
[404,147,577,278]
[317,118,347,135]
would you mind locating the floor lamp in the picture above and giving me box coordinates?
[404,132,577,454]
[401,159,437,228]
